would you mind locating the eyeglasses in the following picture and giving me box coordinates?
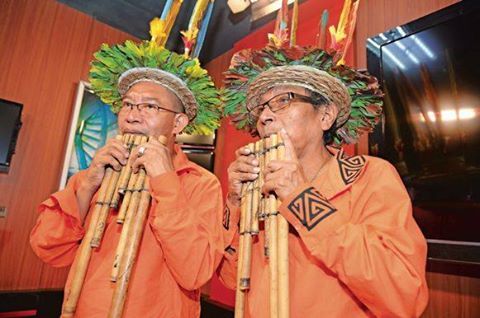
[118,101,179,115]
[247,92,314,118]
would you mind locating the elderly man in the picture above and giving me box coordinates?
[30,39,223,317]
[219,46,429,317]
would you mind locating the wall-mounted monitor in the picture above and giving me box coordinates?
[367,0,480,276]
[0,98,23,173]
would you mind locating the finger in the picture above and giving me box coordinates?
[235,146,253,158]
[266,167,292,185]
[231,171,259,183]
[108,147,128,165]
[99,141,129,163]
[233,161,260,174]
[131,156,145,173]
[107,138,129,152]
[279,128,297,161]
[236,154,258,167]
[265,161,285,173]
[100,155,122,171]
[129,145,144,166]
[110,141,130,156]
[262,180,275,195]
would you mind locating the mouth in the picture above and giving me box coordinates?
[120,127,146,135]
[259,128,280,138]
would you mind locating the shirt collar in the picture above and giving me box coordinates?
[172,144,202,176]
[312,147,368,200]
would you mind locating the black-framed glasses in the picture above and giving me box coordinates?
[247,92,314,118]
[118,101,179,115]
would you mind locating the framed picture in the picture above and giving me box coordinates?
[59,81,118,189]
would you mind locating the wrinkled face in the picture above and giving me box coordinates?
[117,81,188,138]
[253,85,337,157]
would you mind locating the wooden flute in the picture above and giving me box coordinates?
[61,134,166,318]
[235,133,289,318]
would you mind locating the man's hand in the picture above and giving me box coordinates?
[227,144,260,206]
[262,129,307,201]
[82,137,129,192]
[130,137,174,178]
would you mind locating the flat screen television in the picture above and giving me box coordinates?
[367,0,480,275]
[0,98,23,173]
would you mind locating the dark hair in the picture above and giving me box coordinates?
[309,91,336,145]
[309,91,329,108]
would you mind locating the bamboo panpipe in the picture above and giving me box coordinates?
[109,135,166,317]
[90,135,126,248]
[235,133,289,318]
[116,135,148,223]
[61,133,166,318]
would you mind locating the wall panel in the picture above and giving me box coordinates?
[0,0,137,291]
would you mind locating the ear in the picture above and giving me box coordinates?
[172,113,189,135]
[319,103,339,131]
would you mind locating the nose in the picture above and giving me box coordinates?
[124,106,143,123]
[258,105,275,127]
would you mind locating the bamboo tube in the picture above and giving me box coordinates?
[250,141,261,235]
[90,174,120,247]
[110,134,135,209]
[91,134,124,248]
[258,139,266,222]
[277,135,289,318]
[112,135,164,281]
[239,182,248,236]
[117,171,139,224]
[117,135,144,195]
[111,168,145,282]
[239,143,255,291]
[116,135,146,223]
[108,175,151,318]
[234,184,247,318]
[61,167,115,317]
[267,134,279,318]
[258,138,269,257]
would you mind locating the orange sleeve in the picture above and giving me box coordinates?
[278,160,429,318]
[30,172,88,267]
[216,199,241,290]
[149,171,224,291]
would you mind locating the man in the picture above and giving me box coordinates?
[219,46,429,317]
[30,38,224,317]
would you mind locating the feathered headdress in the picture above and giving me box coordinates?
[223,0,383,146]
[89,0,221,135]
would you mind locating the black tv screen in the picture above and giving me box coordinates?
[367,1,480,269]
[0,99,22,172]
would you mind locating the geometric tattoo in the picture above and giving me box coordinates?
[337,151,366,185]
[287,187,337,231]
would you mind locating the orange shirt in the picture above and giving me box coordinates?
[30,146,224,318]
[219,150,429,317]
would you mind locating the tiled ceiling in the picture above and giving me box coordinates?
[57,0,278,63]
